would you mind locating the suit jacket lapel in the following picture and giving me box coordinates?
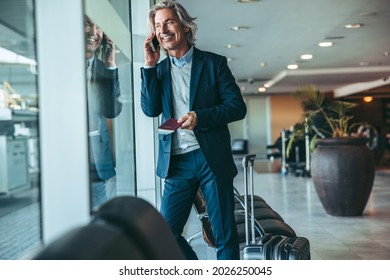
[190,48,204,110]
[160,57,174,117]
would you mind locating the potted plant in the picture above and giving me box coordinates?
[289,85,375,216]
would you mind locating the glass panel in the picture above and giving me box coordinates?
[84,0,136,211]
[0,0,41,259]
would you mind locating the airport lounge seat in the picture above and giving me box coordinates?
[232,139,248,155]
[33,196,185,260]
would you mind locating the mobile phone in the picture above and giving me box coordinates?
[150,35,159,52]
[102,34,110,54]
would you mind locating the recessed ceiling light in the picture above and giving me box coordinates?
[259,62,267,68]
[324,36,345,40]
[360,12,377,17]
[319,41,333,47]
[300,54,313,60]
[225,44,240,49]
[230,26,249,31]
[227,57,234,62]
[237,0,260,3]
[344,23,363,29]
[287,64,299,70]
[258,87,266,93]
[264,83,270,88]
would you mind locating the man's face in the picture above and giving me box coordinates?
[154,8,189,56]
[84,17,103,55]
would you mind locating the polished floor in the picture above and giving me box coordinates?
[185,157,390,260]
[1,157,390,260]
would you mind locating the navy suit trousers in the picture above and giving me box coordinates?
[160,148,239,260]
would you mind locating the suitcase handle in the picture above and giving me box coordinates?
[242,154,257,245]
[242,154,256,168]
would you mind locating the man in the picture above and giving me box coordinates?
[141,1,246,260]
[84,16,122,209]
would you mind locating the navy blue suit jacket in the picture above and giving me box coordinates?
[88,58,122,181]
[141,47,247,180]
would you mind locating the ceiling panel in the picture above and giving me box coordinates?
[178,0,390,96]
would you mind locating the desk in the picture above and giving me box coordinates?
[0,109,38,194]
[0,136,29,194]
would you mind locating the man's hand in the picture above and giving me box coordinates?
[103,35,116,67]
[178,111,197,130]
[144,33,160,67]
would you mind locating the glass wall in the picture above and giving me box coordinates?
[0,0,41,259]
[84,0,136,211]
[0,0,140,259]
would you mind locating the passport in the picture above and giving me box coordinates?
[158,118,182,134]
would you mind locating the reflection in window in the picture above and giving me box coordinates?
[84,16,123,210]
[85,0,136,210]
[0,0,41,259]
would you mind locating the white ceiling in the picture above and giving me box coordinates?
[1,0,390,98]
[179,0,390,97]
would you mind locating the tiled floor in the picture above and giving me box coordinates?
[0,204,41,259]
[1,158,389,260]
[185,158,390,260]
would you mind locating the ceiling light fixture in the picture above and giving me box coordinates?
[0,47,37,65]
[324,36,345,40]
[360,12,377,17]
[259,62,267,68]
[363,96,373,103]
[237,0,260,3]
[287,64,299,70]
[230,26,249,31]
[319,41,333,47]
[225,44,240,49]
[300,54,313,60]
[258,87,266,93]
[264,83,270,88]
[344,23,363,29]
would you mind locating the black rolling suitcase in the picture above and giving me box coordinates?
[192,186,296,249]
[233,187,297,239]
[242,154,311,260]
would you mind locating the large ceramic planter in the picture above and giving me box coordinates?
[311,137,375,216]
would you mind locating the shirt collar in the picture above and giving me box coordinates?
[87,56,95,68]
[170,46,193,69]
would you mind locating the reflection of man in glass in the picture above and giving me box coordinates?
[84,16,122,209]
